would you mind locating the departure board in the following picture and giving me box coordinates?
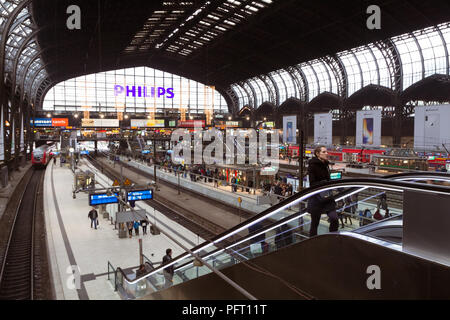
[127,189,153,201]
[89,192,119,206]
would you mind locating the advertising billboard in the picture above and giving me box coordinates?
[314,113,333,145]
[130,119,165,128]
[283,116,297,144]
[356,110,381,147]
[32,118,68,127]
[414,105,450,151]
[82,119,119,127]
[178,120,205,127]
[52,118,69,127]
[32,118,52,127]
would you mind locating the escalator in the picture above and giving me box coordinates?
[110,173,450,299]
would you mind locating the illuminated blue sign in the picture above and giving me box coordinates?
[141,150,150,154]
[127,189,153,201]
[80,150,90,155]
[114,85,174,98]
[31,118,52,127]
[330,172,342,180]
[89,192,119,206]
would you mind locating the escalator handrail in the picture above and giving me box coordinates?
[385,171,450,180]
[123,177,450,285]
[163,176,450,274]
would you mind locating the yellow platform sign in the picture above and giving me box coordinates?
[112,179,120,186]
[124,178,132,186]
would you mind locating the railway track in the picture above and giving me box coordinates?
[0,168,45,300]
[86,156,225,241]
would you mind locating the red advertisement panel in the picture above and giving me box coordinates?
[178,120,205,127]
[52,118,69,127]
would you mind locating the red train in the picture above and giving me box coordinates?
[31,144,54,167]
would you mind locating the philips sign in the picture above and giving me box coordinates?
[114,85,174,98]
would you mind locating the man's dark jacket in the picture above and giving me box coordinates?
[307,157,335,212]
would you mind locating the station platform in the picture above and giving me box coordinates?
[43,160,205,300]
[43,157,397,300]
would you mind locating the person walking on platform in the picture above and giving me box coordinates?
[307,146,339,237]
[141,219,148,235]
[133,220,140,236]
[88,207,99,229]
[127,221,133,238]
[162,249,174,288]
[231,177,236,192]
[53,156,56,165]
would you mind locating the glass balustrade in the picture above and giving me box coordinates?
[110,176,449,299]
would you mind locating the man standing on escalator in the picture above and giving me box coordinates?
[307,146,339,237]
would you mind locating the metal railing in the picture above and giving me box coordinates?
[112,178,450,299]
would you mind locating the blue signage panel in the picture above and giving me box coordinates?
[89,192,119,206]
[141,150,150,154]
[127,189,153,201]
[31,118,52,127]
[330,171,342,180]
[80,150,90,155]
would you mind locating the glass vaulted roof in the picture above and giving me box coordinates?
[124,0,274,56]
[1,1,48,100]
[232,21,450,110]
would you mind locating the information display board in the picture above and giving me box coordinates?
[127,189,153,201]
[330,171,342,180]
[89,192,119,206]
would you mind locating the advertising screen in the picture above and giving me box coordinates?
[178,120,205,127]
[52,118,69,127]
[82,119,119,127]
[424,113,440,142]
[127,189,153,201]
[330,171,342,180]
[89,192,119,206]
[356,110,381,147]
[314,113,333,145]
[362,118,374,145]
[32,118,53,127]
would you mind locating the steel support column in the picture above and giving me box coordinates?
[0,0,33,164]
